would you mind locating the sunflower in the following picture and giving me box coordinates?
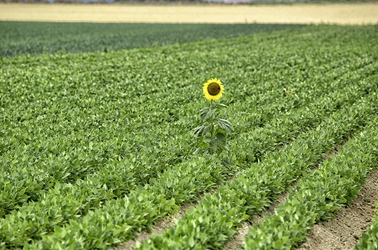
[203,78,224,101]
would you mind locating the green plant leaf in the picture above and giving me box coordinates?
[209,132,226,154]
[203,108,216,122]
[216,119,234,133]
[197,137,210,150]
[193,125,210,137]
[200,107,210,120]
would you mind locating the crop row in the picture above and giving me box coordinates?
[1,25,376,218]
[2,66,377,249]
[21,90,378,249]
[136,92,378,249]
[355,202,378,250]
[229,69,377,163]
[1,57,368,218]
[244,117,378,249]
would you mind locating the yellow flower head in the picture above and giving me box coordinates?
[203,78,224,101]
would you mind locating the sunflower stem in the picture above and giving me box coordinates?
[209,100,215,140]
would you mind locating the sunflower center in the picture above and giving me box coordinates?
[207,82,221,96]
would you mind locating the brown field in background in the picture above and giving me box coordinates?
[0,3,378,24]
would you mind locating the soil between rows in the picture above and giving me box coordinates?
[297,168,378,250]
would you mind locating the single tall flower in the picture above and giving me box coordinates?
[203,78,224,101]
[195,78,233,159]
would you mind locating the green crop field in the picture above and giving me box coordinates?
[1,22,378,249]
[0,22,305,58]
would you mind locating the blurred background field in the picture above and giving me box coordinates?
[1,1,377,57]
[0,3,378,23]
[1,0,378,3]
[0,22,306,57]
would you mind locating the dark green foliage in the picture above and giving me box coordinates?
[0,21,304,58]
[194,103,234,155]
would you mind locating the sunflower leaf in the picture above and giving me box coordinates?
[204,136,212,144]
[193,125,205,137]
[193,125,210,137]
[202,125,211,136]
[216,119,234,133]
[203,108,216,121]
[199,107,210,120]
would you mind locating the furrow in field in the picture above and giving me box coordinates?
[224,190,292,250]
[243,117,378,249]
[227,143,377,250]
[115,203,196,250]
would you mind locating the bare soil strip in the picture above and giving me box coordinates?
[1,3,378,24]
[297,168,378,250]
[223,221,251,250]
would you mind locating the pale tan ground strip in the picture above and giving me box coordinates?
[1,3,378,24]
[297,168,378,250]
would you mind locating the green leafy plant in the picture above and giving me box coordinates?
[355,202,378,250]
[194,78,234,156]
[1,24,378,249]
[0,22,303,58]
